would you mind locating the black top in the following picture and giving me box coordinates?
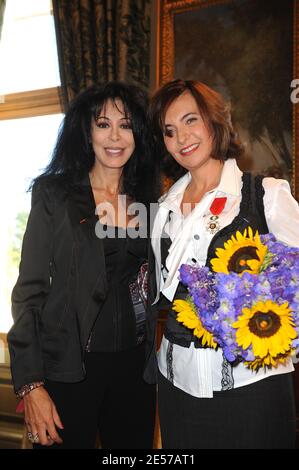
[9,175,151,391]
[88,224,148,352]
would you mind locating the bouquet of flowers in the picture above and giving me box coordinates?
[173,227,299,370]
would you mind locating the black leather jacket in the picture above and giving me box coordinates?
[8,175,110,391]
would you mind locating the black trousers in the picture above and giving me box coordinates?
[158,371,296,449]
[35,343,156,449]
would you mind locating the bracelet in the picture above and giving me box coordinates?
[16,381,45,399]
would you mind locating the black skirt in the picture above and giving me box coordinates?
[158,371,296,449]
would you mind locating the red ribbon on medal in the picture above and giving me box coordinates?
[209,197,227,215]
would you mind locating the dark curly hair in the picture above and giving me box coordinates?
[32,82,161,205]
[149,79,244,182]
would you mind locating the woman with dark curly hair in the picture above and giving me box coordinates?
[8,82,160,449]
[144,79,299,449]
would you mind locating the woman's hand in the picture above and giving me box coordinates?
[24,387,64,446]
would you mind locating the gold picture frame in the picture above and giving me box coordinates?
[152,0,299,200]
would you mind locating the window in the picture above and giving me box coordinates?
[0,0,63,334]
[0,0,60,94]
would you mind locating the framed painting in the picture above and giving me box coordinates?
[152,0,299,200]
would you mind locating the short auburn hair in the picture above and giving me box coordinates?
[149,79,244,180]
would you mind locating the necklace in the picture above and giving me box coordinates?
[206,197,227,234]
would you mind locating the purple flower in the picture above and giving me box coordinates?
[239,272,258,296]
[216,298,235,319]
[253,273,271,297]
[268,269,291,298]
[177,233,299,366]
[216,272,241,300]
[179,264,201,286]
[223,346,237,362]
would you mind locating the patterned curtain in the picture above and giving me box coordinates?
[52,0,151,108]
[0,0,6,40]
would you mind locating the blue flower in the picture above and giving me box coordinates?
[176,232,299,368]
[179,264,201,286]
[253,273,271,297]
[216,272,241,300]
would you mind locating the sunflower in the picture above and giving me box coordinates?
[233,300,297,364]
[245,351,295,371]
[172,298,217,348]
[211,227,268,275]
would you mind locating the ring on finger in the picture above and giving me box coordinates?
[27,432,40,444]
[32,433,40,444]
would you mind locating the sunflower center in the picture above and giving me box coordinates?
[228,246,259,273]
[248,310,281,338]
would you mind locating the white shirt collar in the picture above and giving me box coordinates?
[159,172,191,212]
[160,159,242,213]
[216,158,242,197]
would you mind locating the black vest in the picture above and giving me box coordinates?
[161,172,269,348]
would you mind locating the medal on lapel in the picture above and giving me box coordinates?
[206,197,227,234]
